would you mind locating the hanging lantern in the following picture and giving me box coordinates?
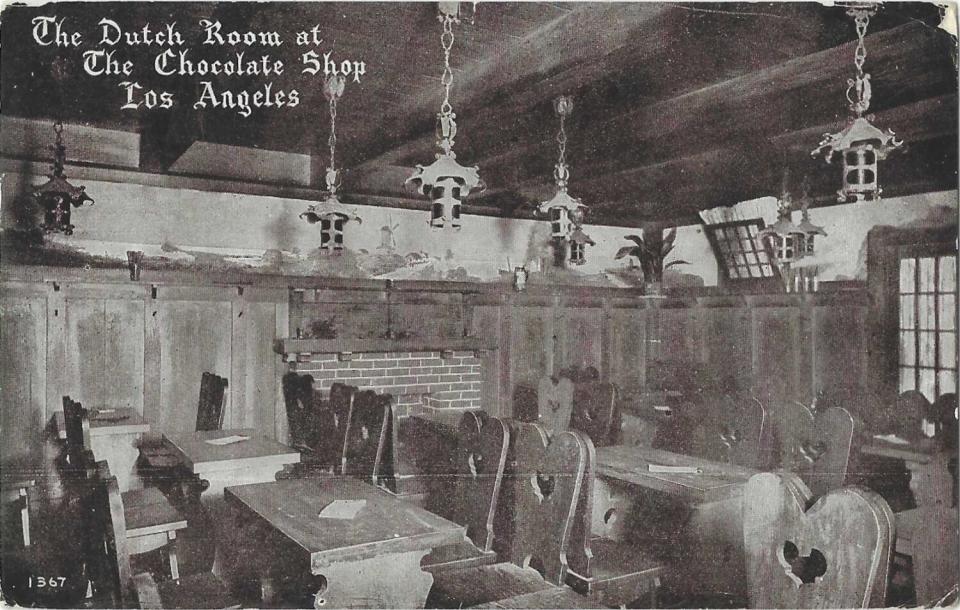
[33,120,93,235]
[301,75,361,254]
[795,180,826,256]
[568,227,596,266]
[406,2,484,229]
[538,96,587,240]
[812,5,902,202]
[759,170,805,266]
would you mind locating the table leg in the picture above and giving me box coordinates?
[307,551,434,609]
[19,487,30,547]
[91,433,144,492]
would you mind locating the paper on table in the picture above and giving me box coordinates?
[873,433,910,445]
[648,464,702,474]
[653,405,673,413]
[318,499,367,520]
[205,435,250,446]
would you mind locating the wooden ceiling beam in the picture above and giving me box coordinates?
[479,22,952,187]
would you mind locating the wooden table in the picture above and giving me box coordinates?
[860,438,958,604]
[161,428,300,498]
[160,428,300,576]
[225,477,467,608]
[595,445,758,503]
[53,407,149,492]
[593,445,760,600]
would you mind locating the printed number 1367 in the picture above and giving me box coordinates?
[29,576,67,588]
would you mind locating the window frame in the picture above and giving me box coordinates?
[895,243,958,401]
[703,219,781,290]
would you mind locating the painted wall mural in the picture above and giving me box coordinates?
[1,168,955,287]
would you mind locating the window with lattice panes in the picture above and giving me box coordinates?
[898,253,958,401]
[704,220,777,282]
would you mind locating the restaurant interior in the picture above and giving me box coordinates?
[0,1,958,608]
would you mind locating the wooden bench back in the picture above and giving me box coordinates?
[451,412,510,552]
[780,402,856,497]
[743,472,894,608]
[196,372,228,432]
[343,390,392,484]
[569,382,620,448]
[502,423,587,586]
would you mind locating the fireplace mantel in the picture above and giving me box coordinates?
[276,336,497,359]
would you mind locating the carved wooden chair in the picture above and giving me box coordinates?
[342,389,392,484]
[536,375,574,438]
[88,466,238,609]
[62,397,189,580]
[780,402,856,497]
[327,382,359,472]
[564,430,665,608]
[138,373,229,482]
[278,372,343,478]
[698,393,771,469]
[427,424,595,609]
[422,412,509,574]
[196,373,229,432]
[569,382,621,448]
[743,471,894,608]
[512,383,540,423]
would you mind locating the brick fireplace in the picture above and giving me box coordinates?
[289,349,483,416]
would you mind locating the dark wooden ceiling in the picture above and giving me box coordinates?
[1,2,956,227]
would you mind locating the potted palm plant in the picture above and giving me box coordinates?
[614,225,688,295]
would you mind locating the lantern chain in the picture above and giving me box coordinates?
[322,74,345,194]
[436,13,459,154]
[845,6,875,116]
[553,96,573,190]
[51,119,66,178]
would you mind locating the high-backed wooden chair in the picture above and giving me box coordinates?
[537,375,574,438]
[428,425,593,609]
[564,430,664,608]
[279,372,344,478]
[512,383,540,423]
[743,472,894,608]
[422,413,509,573]
[569,382,621,448]
[342,389,392,484]
[698,394,771,469]
[327,382,358,471]
[139,373,229,475]
[780,402,856,497]
[88,466,238,609]
[195,373,228,432]
[62,397,188,578]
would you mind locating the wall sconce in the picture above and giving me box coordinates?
[406,2,484,229]
[34,120,93,235]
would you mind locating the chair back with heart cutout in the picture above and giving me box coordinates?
[780,402,856,497]
[743,472,894,608]
[537,376,574,438]
[452,413,509,552]
[701,394,771,469]
[503,423,587,586]
[343,390,392,483]
[569,382,620,448]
